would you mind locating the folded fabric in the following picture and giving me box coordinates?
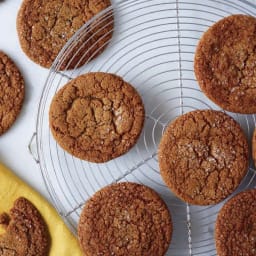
[0,162,82,256]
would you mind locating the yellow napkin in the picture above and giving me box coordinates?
[0,162,82,256]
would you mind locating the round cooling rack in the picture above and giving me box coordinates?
[34,0,256,255]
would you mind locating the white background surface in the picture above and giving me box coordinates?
[0,0,51,199]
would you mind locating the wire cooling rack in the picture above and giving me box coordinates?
[32,0,256,255]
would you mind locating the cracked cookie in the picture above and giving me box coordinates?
[78,182,172,256]
[17,0,113,70]
[0,197,50,256]
[215,189,256,256]
[0,51,25,136]
[49,72,145,163]
[158,109,249,205]
[194,14,256,114]
[253,128,256,168]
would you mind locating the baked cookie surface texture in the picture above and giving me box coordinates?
[0,197,50,256]
[215,189,256,256]
[0,51,25,135]
[17,0,113,69]
[49,72,145,163]
[159,109,249,205]
[78,182,172,256]
[194,14,256,113]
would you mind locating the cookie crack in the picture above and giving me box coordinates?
[50,73,144,162]
[238,44,256,88]
[0,246,17,255]
[0,52,25,135]
[48,1,65,33]
[160,110,248,204]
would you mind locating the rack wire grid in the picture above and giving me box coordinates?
[33,0,256,255]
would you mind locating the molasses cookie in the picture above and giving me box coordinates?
[49,72,145,163]
[78,182,172,256]
[158,109,249,205]
[215,189,256,256]
[17,0,113,70]
[0,197,50,256]
[194,14,256,114]
[0,51,25,135]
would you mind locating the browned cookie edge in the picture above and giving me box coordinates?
[194,14,256,114]
[16,0,113,70]
[78,182,172,256]
[0,51,25,135]
[159,110,249,205]
[0,197,50,256]
[49,72,145,163]
[215,189,256,256]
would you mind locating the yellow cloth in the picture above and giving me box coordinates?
[0,162,83,256]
